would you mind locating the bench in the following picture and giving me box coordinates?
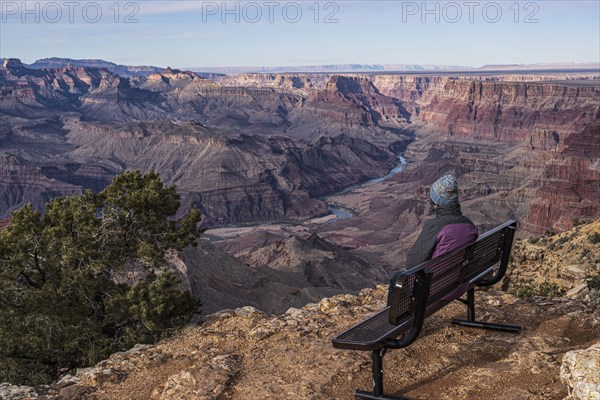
[332,220,519,400]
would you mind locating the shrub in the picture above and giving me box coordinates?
[586,274,600,291]
[554,235,569,247]
[0,171,202,385]
[512,281,566,299]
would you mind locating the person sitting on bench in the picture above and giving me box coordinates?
[405,175,478,300]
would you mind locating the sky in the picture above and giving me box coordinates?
[1,0,599,68]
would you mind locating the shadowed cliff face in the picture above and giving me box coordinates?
[166,234,387,315]
[372,75,599,139]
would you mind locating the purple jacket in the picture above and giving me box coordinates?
[406,203,478,269]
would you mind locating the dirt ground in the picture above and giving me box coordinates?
[51,287,599,400]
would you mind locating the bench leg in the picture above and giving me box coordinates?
[355,349,412,400]
[451,288,521,333]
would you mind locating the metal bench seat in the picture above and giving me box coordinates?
[331,220,519,400]
[332,306,412,351]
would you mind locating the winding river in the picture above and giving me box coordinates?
[326,154,406,221]
[204,154,407,240]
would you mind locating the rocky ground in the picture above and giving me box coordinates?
[507,219,600,303]
[3,286,598,400]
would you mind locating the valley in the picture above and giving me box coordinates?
[1,57,599,311]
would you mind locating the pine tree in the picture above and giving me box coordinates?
[0,171,202,385]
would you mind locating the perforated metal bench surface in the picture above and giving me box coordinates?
[332,307,413,351]
[332,220,517,352]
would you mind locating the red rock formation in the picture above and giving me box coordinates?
[524,121,600,234]
[369,74,599,234]
[418,81,598,141]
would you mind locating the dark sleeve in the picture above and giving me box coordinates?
[405,220,439,268]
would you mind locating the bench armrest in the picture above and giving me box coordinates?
[387,272,409,324]
[476,222,517,287]
[385,269,433,349]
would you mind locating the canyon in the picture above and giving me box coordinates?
[1,57,599,303]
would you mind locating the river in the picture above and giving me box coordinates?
[203,154,407,240]
[326,154,406,221]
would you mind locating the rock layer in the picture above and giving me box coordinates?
[0,62,407,223]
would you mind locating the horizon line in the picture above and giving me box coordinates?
[4,56,600,71]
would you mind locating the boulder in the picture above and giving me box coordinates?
[560,342,600,399]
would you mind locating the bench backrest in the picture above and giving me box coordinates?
[387,220,517,327]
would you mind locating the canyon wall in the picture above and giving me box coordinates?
[1,59,598,233]
[370,74,600,235]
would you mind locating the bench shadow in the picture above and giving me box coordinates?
[384,298,592,399]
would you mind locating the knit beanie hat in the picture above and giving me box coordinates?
[430,175,459,207]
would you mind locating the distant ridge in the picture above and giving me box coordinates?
[11,57,600,76]
[24,58,471,75]
[189,63,471,74]
[23,57,225,79]
[25,57,164,77]
[188,62,600,75]
[480,62,600,70]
